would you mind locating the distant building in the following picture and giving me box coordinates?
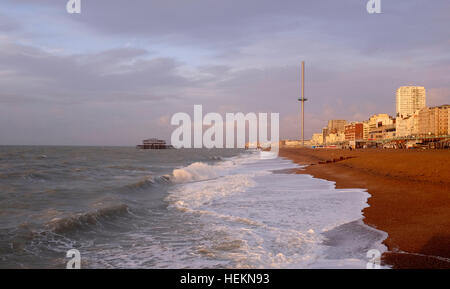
[418,105,450,136]
[366,114,395,140]
[344,122,364,141]
[383,125,397,139]
[325,132,345,144]
[368,124,396,140]
[311,133,324,145]
[321,125,346,145]
[368,114,394,130]
[281,139,313,147]
[395,86,426,137]
[396,86,426,118]
[321,127,329,143]
[396,111,419,137]
[283,140,302,147]
[327,120,347,134]
[309,86,450,145]
[362,121,370,140]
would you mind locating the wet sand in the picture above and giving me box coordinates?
[279,147,450,269]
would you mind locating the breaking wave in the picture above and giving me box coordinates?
[122,160,228,192]
[123,175,170,191]
[0,203,133,261]
[171,162,221,183]
[46,204,131,234]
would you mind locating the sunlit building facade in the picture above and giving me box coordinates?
[344,122,364,141]
[418,105,450,136]
[396,86,426,118]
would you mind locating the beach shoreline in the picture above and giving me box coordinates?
[279,147,450,269]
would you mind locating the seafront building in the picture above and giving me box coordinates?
[281,139,313,147]
[396,111,419,137]
[366,114,396,141]
[325,132,345,144]
[368,114,394,130]
[368,124,396,141]
[362,121,370,140]
[344,122,364,141]
[395,86,426,137]
[315,120,347,145]
[327,120,347,134]
[396,86,426,118]
[418,105,450,136]
[311,133,324,145]
[304,85,450,148]
[321,127,329,144]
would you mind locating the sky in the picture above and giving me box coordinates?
[0,0,449,146]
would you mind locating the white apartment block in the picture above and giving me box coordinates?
[396,86,426,118]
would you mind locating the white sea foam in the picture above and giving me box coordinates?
[165,151,389,269]
[171,162,220,183]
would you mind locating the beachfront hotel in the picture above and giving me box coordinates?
[396,86,426,137]
[396,86,426,118]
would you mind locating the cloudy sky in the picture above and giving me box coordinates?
[0,0,449,145]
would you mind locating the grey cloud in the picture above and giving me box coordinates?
[0,41,192,104]
[9,0,450,54]
[0,13,20,32]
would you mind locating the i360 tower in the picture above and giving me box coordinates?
[298,61,308,146]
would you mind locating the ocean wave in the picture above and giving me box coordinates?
[0,203,133,262]
[167,174,255,210]
[124,176,156,190]
[123,175,171,192]
[171,162,220,183]
[125,156,240,191]
[46,204,130,234]
[120,161,226,193]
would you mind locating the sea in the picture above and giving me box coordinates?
[0,146,388,269]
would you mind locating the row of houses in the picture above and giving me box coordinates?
[311,86,450,147]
